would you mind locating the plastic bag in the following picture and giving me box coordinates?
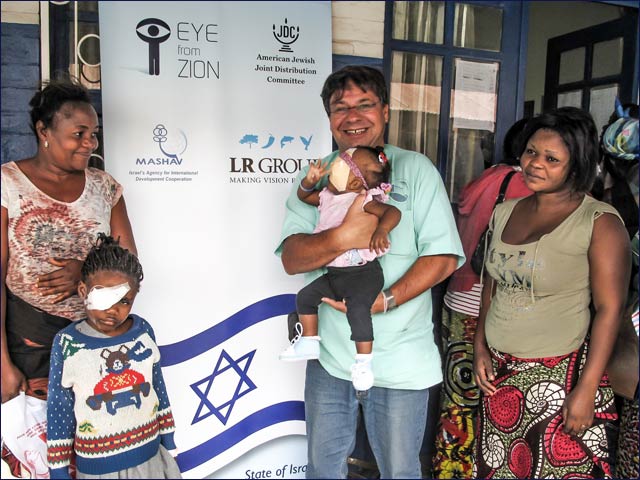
[0,392,49,478]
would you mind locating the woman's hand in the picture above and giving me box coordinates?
[562,383,596,436]
[1,362,27,403]
[473,343,497,396]
[36,257,83,303]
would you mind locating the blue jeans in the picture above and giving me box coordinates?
[304,360,429,479]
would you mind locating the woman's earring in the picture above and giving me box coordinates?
[44,140,49,148]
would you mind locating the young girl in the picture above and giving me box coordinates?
[280,146,401,391]
[46,234,181,479]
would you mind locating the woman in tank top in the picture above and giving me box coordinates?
[473,107,630,478]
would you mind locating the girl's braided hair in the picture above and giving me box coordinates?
[81,233,143,287]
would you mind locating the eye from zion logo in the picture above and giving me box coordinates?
[136,17,220,79]
[135,124,188,166]
[136,18,171,76]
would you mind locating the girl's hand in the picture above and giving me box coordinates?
[167,447,180,458]
[36,258,83,304]
[473,343,497,396]
[369,228,390,255]
[1,362,28,404]
[305,159,329,185]
[562,383,596,436]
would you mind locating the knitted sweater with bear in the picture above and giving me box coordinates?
[47,315,177,478]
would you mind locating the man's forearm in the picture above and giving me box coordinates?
[281,230,346,275]
[390,254,458,305]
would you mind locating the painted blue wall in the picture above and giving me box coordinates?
[333,54,382,73]
[1,23,40,164]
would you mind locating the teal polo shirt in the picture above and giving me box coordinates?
[275,145,464,390]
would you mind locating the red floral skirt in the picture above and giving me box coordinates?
[475,343,617,478]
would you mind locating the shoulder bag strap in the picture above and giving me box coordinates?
[495,170,517,206]
[479,169,518,289]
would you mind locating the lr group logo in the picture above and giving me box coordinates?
[239,133,312,151]
[136,18,171,75]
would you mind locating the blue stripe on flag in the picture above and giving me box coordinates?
[176,400,305,471]
[159,294,296,366]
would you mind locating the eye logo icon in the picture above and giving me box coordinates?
[273,18,299,53]
[136,18,171,76]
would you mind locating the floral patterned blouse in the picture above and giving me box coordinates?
[1,161,123,320]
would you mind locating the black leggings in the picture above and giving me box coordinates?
[5,289,71,379]
[296,259,384,342]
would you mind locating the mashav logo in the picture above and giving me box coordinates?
[136,18,171,75]
[135,124,187,166]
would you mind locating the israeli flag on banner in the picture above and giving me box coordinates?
[161,294,307,478]
[99,2,332,477]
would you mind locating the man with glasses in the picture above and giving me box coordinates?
[276,65,464,478]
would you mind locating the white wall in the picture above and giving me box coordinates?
[332,1,384,58]
[1,1,39,24]
[2,1,386,58]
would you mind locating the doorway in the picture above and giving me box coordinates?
[525,1,638,133]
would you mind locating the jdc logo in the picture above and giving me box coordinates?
[272,18,299,53]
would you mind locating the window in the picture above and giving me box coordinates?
[384,1,522,202]
[49,0,104,168]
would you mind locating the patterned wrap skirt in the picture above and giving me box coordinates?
[433,307,480,479]
[474,343,618,479]
[615,397,639,478]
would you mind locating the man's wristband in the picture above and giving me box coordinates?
[299,181,314,192]
[382,288,397,313]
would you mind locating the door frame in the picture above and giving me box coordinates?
[543,13,639,112]
[382,0,529,174]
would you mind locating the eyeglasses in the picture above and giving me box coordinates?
[329,102,380,118]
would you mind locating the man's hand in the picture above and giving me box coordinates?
[321,291,386,315]
[338,194,378,250]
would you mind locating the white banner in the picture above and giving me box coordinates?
[99,2,332,478]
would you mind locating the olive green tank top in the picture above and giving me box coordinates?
[484,195,623,358]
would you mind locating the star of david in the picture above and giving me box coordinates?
[190,349,257,425]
